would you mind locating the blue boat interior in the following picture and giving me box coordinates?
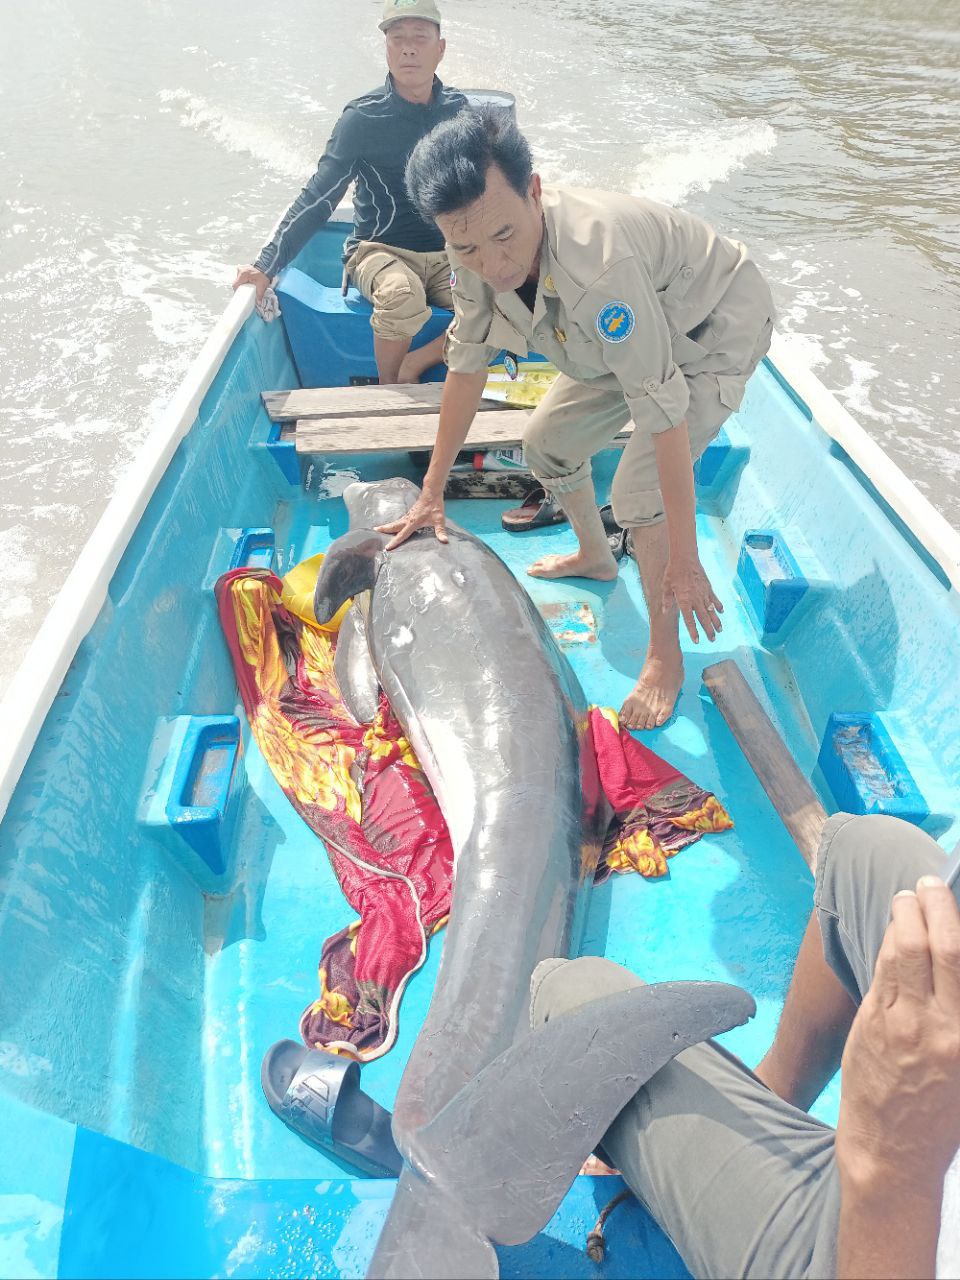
[1,221,958,1279]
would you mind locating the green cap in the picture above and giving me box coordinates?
[379,0,442,31]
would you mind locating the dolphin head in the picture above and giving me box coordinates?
[314,530,389,624]
[344,478,422,531]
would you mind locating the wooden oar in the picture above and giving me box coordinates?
[702,660,829,872]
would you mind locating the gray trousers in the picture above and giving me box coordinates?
[530,813,946,1279]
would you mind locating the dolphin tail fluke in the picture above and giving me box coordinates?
[368,1169,498,1280]
[368,980,754,1278]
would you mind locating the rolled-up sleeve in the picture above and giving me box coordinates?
[577,256,690,435]
[443,266,500,374]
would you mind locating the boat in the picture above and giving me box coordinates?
[1,201,958,1280]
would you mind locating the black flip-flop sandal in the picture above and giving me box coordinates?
[599,504,629,561]
[261,1039,402,1178]
[501,485,568,532]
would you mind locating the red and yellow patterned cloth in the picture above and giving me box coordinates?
[217,565,732,1062]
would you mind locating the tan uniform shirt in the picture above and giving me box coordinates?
[444,186,775,435]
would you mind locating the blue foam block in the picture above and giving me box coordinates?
[229,527,275,572]
[139,715,246,884]
[265,422,300,484]
[818,713,930,824]
[277,267,450,388]
[737,530,810,637]
[694,424,751,514]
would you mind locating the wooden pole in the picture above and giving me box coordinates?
[703,660,828,872]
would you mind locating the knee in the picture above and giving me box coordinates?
[610,472,665,528]
[522,416,593,489]
[817,812,945,910]
[530,956,645,1030]
[370,276,429,340]
[521,414,555,474]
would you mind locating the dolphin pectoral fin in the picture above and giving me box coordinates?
[314,530,390,624]
[334,600,380,724]
[375,980,754,1276]
[367,1170,498,1280]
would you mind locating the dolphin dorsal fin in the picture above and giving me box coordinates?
[314,531,389,625]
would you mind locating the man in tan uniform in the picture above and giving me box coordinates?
[380,104,774,728]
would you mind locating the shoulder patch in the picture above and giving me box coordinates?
[449,270,457,289]
[596,301,635,343]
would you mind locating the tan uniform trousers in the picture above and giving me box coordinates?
[345,241,453,343]
[524,317,773,528]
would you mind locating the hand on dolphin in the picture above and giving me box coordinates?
[376,486,449,550]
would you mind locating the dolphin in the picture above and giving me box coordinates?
[313,478,754,1278]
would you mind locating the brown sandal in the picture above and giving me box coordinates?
[501,485,568,532]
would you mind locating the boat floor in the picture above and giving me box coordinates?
[201,453,833,1195]
[7,226,960,1279]
[4,445,841,1280]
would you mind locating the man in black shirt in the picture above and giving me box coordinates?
[233,0,466,384]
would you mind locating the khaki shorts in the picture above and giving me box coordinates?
[523,316,774,527]
[344,241,454,342]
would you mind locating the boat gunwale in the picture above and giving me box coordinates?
[766,331,960,593]
[0,248,958,824]
[0,285,254,821]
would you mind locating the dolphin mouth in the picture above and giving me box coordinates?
[314,594,338,625]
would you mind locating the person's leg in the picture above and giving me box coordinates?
[754,911,858,1111]
[531,956,840,1279]
[373,334,414,385]
[756,813,947,1110]
[528,483,619,581]
[396,331,447,383]
[615,316,775,730]
[346,243,430,385]
[619,520,683,730]
[397,250,455,383]
[612,397,725,730]
[521,375,631,581]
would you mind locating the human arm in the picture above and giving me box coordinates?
[376,262,499,548]
[236,111,356,289]
[835,876,960,1278]
[653,423,723,643]
[376,370,488,548]
[579,247,722,641]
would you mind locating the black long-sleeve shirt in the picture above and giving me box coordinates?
[253,75,467,275]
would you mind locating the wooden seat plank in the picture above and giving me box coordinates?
[702,660,828,871]
[295,411,632,455]
[263,383,511,422]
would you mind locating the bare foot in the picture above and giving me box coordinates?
[619,653,684,730]
[527,551,619,581]
[579,1154,620,1176]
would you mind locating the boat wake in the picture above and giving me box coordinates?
[158,88,314,181]
[633,118,777,206]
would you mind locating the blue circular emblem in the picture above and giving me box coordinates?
[596,301,635,343]
[503,353,519,380]
[449,270,457,289]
